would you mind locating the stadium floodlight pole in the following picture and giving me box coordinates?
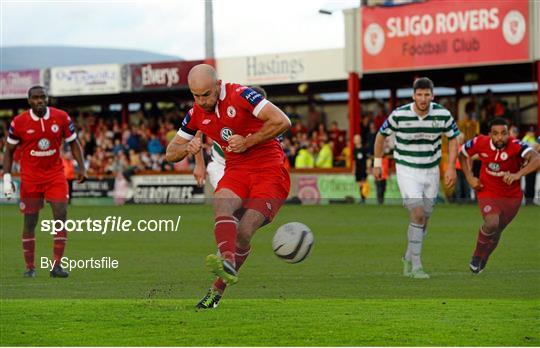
[205,0,215,59]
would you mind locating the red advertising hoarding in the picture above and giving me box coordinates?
[130,60,204,91]
[0,70,41,99]
[361,0,529,72]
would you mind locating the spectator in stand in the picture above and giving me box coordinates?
[285,105,301,125]
[126,125,141,151]
[147,134,164,154]
[336,137,350,168]
[328,121,345,159]
[373,101,387,130]
[291,121,307,137]
[480,89,496,134]
[295,145,315,168]
[315,136,333,169]
[306,103,322,133]
[458,99,480,141]
[112,138,127,155]
[282,137,297,168]
[317,123,327,143]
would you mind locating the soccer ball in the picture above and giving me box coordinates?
[272,222,314,263]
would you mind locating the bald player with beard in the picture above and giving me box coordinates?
[166,65,291,309]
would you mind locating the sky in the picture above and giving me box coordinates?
[1,0,359,59]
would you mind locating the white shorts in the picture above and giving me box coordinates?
[396,164,440,216]
[207,160,225,190]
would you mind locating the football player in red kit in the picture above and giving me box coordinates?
[166,64,291,309]
[3,86,86,278]
[459,118,540,274]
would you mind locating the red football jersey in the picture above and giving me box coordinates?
[178,83,285,168]
[462,135,532,198]
[7,107,77,182]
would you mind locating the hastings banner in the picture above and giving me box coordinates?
[361,0,530,72]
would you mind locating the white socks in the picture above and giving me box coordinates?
[405,223,425,271]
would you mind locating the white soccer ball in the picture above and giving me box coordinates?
[272,222,314,263]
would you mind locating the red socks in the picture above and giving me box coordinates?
[214,216,238,264]
[473,228,499,261]
[53,230,68,267]
[22,234,35,269]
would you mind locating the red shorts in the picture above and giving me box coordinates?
[216,164,290,222]
[478,196,522,227]
[19,175,69,214]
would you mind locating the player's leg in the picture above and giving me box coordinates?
[49,201,69,278]
[197,172,246,309]
[470,198,502,273]
[45,175,70,278]
[206,187,243,284]
[212,166,289,296]
[479,198,522,269]
[22,213,39,277]
[19,181,44,277]
[396,166,429,278]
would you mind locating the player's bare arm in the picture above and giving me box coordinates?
[228,102,290,153]
[69,139,87,183]
[445,137,458,188]
[2,142,17,199]
[373,132,385,180]
[503,149,540,185]
[193,150,206,186]
[166,132,202,163]
[458,150,483,190]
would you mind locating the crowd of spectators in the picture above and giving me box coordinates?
[0,90,535,181]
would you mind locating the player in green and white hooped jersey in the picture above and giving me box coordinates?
[373,77,460,279]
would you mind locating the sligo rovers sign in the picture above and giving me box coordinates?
[361,0,529,72]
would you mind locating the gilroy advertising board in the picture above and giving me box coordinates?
[361,0,529,72]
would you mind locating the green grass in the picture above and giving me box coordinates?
[1,204,539,345]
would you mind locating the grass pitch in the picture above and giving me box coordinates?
[1,204,539,346]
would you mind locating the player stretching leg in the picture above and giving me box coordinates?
[459,118,540,274]
[374,77,459,279]
[2,86,86,278]
[166,65,290,308]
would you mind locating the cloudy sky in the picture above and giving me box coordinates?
[1,0,359,59]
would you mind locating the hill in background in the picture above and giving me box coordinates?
[1,46,182,71]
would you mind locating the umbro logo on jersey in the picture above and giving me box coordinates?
[202,119,211,125]
[480,153,488,158]
[220,127,234,141]
[26,129,35,134]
